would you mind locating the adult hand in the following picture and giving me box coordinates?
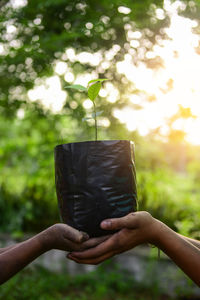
[67,211,161,264]
[40,223,109,252]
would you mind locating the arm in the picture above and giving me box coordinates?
[179,235,200,249]
[0,223,89,285]
[0,223,109,285]
[0,232,51,285]
[154,220,200,286]
[68,212,200,286]
[0,245,18,254]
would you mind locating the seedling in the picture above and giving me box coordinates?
[65,79,108,141]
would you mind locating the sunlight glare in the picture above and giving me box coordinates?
[0,44,5,55]
[26,1,200,145]
[64,72,74,83]
[116,6,200,145]
[55,61,68,75]
[118,6,131,14]
[28,76,67,112]
[83,99,93,109]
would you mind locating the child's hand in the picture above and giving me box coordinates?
[67,212,160,264]
[40,223,109,252]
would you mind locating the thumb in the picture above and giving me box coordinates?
[101,213,137,230]
[63,225,89,243]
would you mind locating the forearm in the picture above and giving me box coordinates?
[0,244,19,254]
[179,234,200,249]
[155,221,200,286]
[0,231,50,285]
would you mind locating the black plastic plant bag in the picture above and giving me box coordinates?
[54,140,137,237]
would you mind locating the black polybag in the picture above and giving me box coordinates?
[54,140,137,237]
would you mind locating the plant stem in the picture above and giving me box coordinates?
[93,100,98,141]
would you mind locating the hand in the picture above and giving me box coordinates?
[40,223,110,252]
[67,211,161,264]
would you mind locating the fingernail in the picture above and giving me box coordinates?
[81,231,89,240]
[101,220,111,228]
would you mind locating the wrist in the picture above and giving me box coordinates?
[150,218,165,246]
[37,227,54,252]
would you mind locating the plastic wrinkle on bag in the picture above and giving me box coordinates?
[54,140,137,237]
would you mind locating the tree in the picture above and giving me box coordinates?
[1,0,200,232]
[0,0,181,115]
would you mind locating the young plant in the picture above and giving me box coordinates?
[65,79,108,141]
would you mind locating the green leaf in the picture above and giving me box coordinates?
[64,84,87,91]
[88,82,101,101]
[88,78,108,86]
[91,111,104,118]
[82,117,92,122]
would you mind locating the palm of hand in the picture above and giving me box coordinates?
[68,211,158,264]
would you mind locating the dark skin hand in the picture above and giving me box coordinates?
[68,211,200,286]
[0,223,107,285]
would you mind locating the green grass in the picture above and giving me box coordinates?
[0,260,195,300]
[0,264,169,300]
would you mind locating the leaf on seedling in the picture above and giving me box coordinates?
[64,84,87,91]
[82,117,92,122]
[88,78,108,86]
[88,81,101,101]
[91,110,104,118]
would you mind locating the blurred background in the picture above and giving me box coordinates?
[1,0,200,298]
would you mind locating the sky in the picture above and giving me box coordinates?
[27,0,200,145]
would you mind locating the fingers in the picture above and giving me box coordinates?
[67,251,114,265]
[101,213,137,231]
[61,224,89,243]
[80,235,111,250]
[79,231,90,243]
[62,235,111,252]
[63,235,111,252]
[69,234,120,259]
[62,240,81,252]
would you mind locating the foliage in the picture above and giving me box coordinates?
[0,263,195,300]
[1,111,200,239]
[1,0,200,237]
[137,168,200,238]
[0,0,199,118]
[0,107,88,233]
[135,137,200,238]
[0,0,166,110]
